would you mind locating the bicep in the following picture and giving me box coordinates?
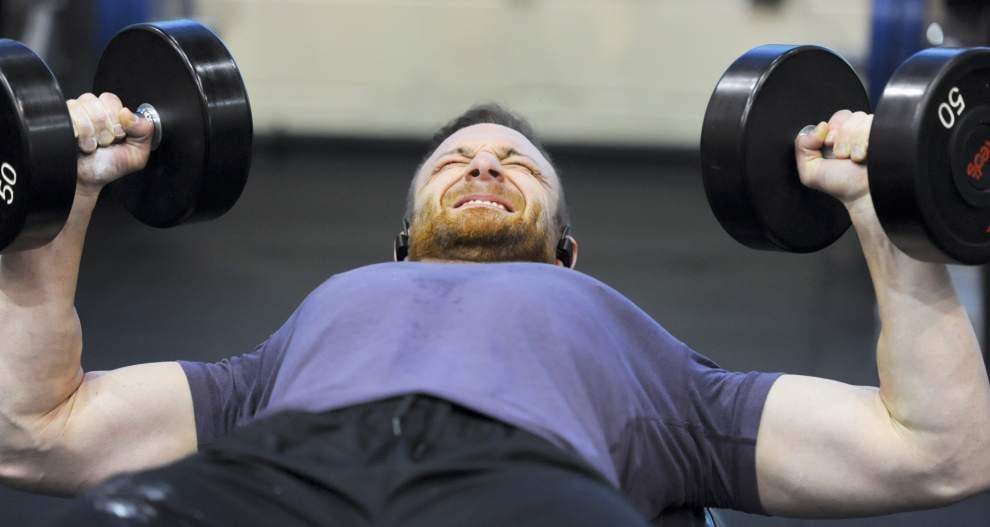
[755,374,938,517]
[38,362,196,494]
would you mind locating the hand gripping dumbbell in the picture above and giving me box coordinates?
[0,19,252,253]
[701,44,990,265]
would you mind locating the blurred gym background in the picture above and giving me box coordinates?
[1,0,988,525]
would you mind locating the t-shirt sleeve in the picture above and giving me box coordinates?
[178,337,281,447]
[679,344,781,514]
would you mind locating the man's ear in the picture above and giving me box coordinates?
[555,235,579,269]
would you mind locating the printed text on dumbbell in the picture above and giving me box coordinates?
[938,86,965,129]
[0,162,16,206]
[967,141,990,182]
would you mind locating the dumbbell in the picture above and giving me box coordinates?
[701,44,990,265]
[0,19,252,253]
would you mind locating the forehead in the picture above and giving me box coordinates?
[435,123,540,155]
[418,123,557,179]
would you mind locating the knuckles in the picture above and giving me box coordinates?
[98,92,121,105]
[827,110,873,146]
[67,92,128,147]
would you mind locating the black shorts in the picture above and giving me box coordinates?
[38,394,653,526]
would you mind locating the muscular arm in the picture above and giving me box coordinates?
[0,189,96,457]
[754,113,990,517]
[0,95,197,496]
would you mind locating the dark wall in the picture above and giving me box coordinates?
[0,141,987,525]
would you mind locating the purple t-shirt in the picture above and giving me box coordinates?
[179,261,780,518]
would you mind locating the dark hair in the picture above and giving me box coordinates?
[405,103,570,233]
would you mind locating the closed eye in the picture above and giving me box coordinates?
[432,159,468,175]
[506,160,548,186]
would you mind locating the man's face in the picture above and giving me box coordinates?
[408,123,563,264]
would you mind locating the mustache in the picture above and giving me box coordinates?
[443,183,519,208]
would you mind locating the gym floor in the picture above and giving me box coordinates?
[1,140,987,526]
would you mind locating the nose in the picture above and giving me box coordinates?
[466,152,502,182]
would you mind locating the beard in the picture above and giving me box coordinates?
[408,199,556,264]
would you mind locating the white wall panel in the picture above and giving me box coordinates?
[195,0,871,146]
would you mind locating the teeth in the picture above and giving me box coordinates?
[463,199,507,211]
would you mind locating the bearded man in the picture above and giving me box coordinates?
[0,94,988,527]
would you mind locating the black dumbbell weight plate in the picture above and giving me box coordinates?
[869,47,990,264]
[0,40,75,252]
[701,45,869,252]
[93,20,252,228]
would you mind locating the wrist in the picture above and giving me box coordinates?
[62,184,102,233]
[843,193,877,224]
[74,182,104,201]
[842,194,955,306]
[843,194,891,248]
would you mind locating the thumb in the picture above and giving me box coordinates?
[116,107,154,174]
[118,107,155,146]
[794,121,828,188]
[796,121,828,158]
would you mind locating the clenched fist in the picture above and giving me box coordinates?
[795,110,873,206]
[67,92,155,197]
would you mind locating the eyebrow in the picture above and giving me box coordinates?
[435,146,534,162]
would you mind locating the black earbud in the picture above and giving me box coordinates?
[556,224,574,268]
[394,219,410,262]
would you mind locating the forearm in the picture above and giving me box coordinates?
[0,187,99,431]
[848,196,990,492]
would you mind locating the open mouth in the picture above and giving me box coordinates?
[452,194,516,213]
